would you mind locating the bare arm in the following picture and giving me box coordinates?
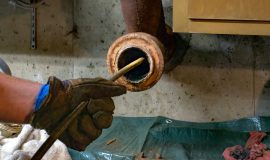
[0,72,126,150]
[0,73,41,123]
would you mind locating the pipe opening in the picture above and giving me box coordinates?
[117,47,150,83]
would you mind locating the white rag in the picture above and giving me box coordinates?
[0,125,72,160]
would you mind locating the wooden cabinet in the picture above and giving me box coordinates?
[173,0,270,35]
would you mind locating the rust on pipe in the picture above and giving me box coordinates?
[107,0,178,91]
[107,32,164,91]
[120,0,175,63]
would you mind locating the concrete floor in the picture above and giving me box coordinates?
[0,0,270,122]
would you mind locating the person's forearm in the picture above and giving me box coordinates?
[0,73,41,123]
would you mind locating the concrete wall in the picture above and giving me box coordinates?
[0,0,270,122]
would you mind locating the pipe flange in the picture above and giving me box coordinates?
[107,32,164,91]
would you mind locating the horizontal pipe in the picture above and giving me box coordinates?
[107,32,164,91]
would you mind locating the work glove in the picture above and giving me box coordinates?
[30,76,126,150]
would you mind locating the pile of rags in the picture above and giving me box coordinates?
[0,124,71,160]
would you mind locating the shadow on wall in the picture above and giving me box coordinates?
[179,35,270,69]
[256,80,270,116]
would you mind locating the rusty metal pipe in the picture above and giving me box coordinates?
[107,32,164,91]
[121,0,169,45]
[107,0,178,91]
[120,0,175,62]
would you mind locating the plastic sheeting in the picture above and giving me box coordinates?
[69,116,270,160]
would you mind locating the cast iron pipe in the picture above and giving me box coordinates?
[107,32,164,91]
[120,0,174,57]
[107,0,183,91]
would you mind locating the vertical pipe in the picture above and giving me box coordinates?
[120,0,174,62]
[107,0,187,91]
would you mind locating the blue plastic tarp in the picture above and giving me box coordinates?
[69,116,270,160]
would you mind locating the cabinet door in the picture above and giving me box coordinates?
[173,0,270,35]
[188,0,270,21]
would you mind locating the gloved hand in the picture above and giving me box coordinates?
[30,76,126,150]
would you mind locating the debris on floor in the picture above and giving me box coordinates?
[223,131,270,160]
[106,138,116,145]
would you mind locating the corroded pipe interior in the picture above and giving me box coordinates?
[117,48,150,83]
[107,32,164,91]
